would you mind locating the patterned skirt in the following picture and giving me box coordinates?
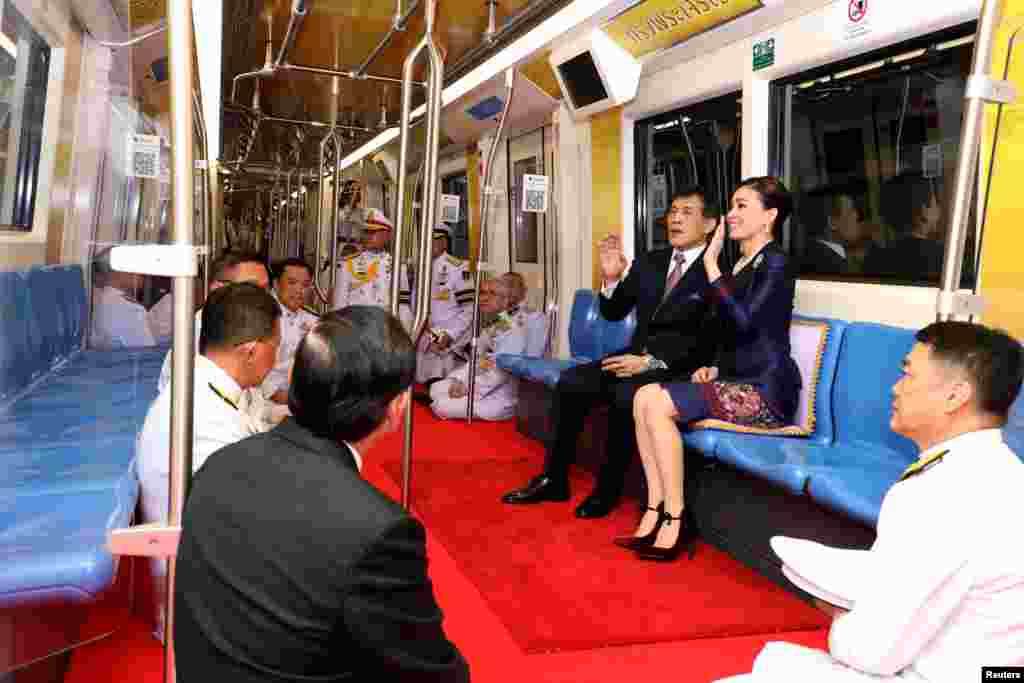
[698,381,786,429]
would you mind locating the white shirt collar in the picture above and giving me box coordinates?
[343,441,363,472]
[919,428,1005,461]
[672,244,704,266]
[197,354,244,406]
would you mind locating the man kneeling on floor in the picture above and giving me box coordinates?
[174,306,469,682]
[428,273,529,421]
[718,321,1024,683]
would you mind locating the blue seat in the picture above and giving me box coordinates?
[497,289,637,387]
[0,265,162,668]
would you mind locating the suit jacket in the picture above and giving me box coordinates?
[174,418,469,683]
[599,246,716,375]
[709,242,801,422]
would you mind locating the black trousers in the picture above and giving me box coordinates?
[543,359,676,498]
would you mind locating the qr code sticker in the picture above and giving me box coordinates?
[134,150,158,178]
[525,189,545,212]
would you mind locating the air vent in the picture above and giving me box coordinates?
[466,96,505,121]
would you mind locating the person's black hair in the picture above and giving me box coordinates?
[737,176,793,232]
[916,321,1023,419]
[272,257,314,283]
[671,184,720,221]
[289,306,415,443]
[199,282,281,354]
[210,250,269,284]
[880,172,938,236]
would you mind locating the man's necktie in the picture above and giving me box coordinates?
[662,252,686,302]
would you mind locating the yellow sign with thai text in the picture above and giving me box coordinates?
[604,0,763,57]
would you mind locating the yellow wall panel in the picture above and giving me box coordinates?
[467,148,481,271]
[590,106,623,288]
[979,0,1024,338]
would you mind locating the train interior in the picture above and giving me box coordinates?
[1,0,1022,681]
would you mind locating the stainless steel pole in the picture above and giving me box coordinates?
[165,0,196,680]
[466,68,516,424]
[389,0,444,509]
[937,0,1003,320]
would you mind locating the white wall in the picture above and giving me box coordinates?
[616,0,980,328]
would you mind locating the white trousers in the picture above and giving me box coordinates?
[429,379,513,421]
[714,643,927,683]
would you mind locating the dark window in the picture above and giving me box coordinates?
[634,91,741,256]
[557,51,608,110]
[0,4,50,231]
[440,172,469,260]
[772,24,978,287]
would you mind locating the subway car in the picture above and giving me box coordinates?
[1,0,1021,681]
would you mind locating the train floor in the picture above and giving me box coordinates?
[66,404,829,683]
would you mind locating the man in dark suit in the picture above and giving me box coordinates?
[502,187,720,518]
[174,306,469,682]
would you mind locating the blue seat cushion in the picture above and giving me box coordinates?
[805,458,908,528]
[497,355,587,388]
[568,289,636,361]
[0,271,43,403]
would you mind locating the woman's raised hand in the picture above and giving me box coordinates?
[691,366,719,383]
[598,234,628,282]
[703,219,726,281]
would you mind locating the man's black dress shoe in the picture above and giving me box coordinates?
[412,391,433,406]
[574,492,620,519]
[501,476,570,504]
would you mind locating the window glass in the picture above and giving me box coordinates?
[441,172,470,259]
[635,92,741,253]
[776,27,977,287]
[0,2,50,230]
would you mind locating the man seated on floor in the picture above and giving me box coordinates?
[429,273,529,421]
[137,282,281,642]
[718,321,1024,683]
[263,257,318,405]
[158,250,288,431]
[174,306,469,682]
[90,247,156,349]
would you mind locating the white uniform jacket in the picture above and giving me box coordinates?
[262,297,318,397]
[429,307,529,421]
[414,254,474,382]
[331,250,412,312]
[157,312,287,432]
[727,428,1024,683]
[91,286,156,350]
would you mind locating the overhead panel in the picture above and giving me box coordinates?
[602,0,763,58]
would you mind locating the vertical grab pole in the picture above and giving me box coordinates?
[937,0,1004,320]
[165,0,196,680]
[466,68,516,423]
[192,89,213,294]
[312,131,337,306]
[389,0,444,510]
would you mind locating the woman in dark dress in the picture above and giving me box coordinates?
[621,177,801,561]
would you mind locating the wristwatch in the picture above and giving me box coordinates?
[645,355,668,371]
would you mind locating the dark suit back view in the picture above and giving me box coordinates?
[174,308,468,683]
[503,243,717,517]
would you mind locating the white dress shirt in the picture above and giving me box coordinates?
[263,297,318,396]
[728,428,1024,683]
[137,355,251,527]
[91,286,156,350]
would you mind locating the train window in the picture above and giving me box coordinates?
[634,91,741,254]
[0,3,51,231]
[440,172,470,259]
[772,25,978,288]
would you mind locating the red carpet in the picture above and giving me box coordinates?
[65,405,830,682]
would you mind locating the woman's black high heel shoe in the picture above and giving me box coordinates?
[636,509,698,561]
[613,502,665,550]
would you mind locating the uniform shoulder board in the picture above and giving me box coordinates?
[445,254,465,267]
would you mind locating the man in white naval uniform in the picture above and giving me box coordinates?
[414,225,474,383]
[137,282,281,642]
[90,248,156,349]
[332,208,411,313]
[157,251,287,432]
[719,321,1024,683]
[429,274,529,421]
[264,258,318,404]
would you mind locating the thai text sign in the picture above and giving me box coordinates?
[604,0,763,57]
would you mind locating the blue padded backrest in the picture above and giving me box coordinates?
[1006,381,1023,461]
[0,271,46,403]
[24,265,87,364]
[567,289,637,361]
[833,322,917,459]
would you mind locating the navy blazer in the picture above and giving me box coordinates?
[709,242,801,422]
[599,246,716,375]
[174,418,469,683]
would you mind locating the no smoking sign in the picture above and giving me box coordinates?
[848,0,867,22]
